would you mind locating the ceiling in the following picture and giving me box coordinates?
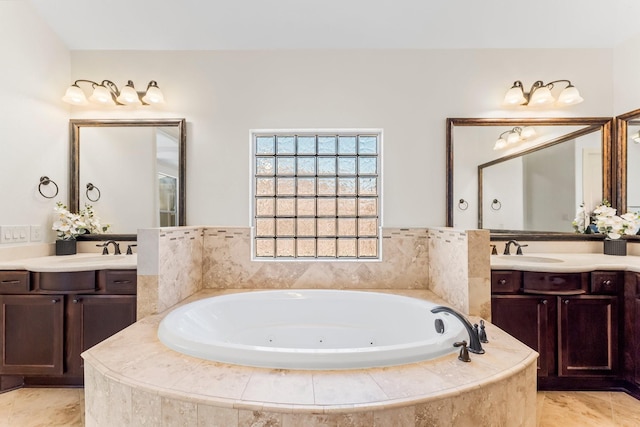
[28,0,640,50]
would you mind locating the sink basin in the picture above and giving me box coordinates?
[495,255,564,264]
[51,255,129,264]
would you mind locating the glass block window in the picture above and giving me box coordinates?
[253,131,381,259]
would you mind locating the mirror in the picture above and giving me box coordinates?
[70,119,186,237]
[447,118,613,236]
[615,108,640,217]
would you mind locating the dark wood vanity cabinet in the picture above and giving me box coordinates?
[0,269,136,388]
[491,270,623,390]
[623,272,640,391]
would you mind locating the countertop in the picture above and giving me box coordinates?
[0,253,137,272]
[491,252,640,273]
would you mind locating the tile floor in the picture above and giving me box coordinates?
[0,388,639,426]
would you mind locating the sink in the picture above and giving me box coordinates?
[495,255,564,264]
[51,255,129,264]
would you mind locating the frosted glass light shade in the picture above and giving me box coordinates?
[62,85,88,105]
[520,126,536,139]
[89,85,115,105]
[557,85,584,106]
[506,132,520,144]
[142,82,165,104]
[528,86,555,106]
[503,85,527,105]
[632,131,640,144]
[116,85,142,106]
[493,138,508,150]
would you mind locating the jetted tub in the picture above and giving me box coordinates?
[158,290,468,369]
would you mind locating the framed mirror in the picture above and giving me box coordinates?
[615,108,640,217]
[447,117,613,237]
[70,118,186,239]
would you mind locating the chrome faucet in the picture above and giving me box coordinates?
[104,240,121,255]
[431,306,485,355]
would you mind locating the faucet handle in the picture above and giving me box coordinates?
[96,243,109,255]
[453,341,471,362]
[490,244,497,255]
[516,244,528,255]
[126,244,137,255]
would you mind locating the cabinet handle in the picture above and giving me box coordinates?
[51,298,59,304]
[113,280,132,284]
[1,280,21,284]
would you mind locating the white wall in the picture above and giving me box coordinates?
[0,1,70,246]
[67,49,614,228]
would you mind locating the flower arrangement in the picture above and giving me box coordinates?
[573,201,640,239]
[52,202,110,240]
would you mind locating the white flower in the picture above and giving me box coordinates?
[591,202,640,240]
[52,202,110,240]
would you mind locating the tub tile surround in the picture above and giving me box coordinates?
[428,228,491,319]
[82,289,538,427]
[137,226,490,319]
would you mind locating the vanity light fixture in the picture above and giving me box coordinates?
[503,80,583,107]
[62,79,165,106]
[631,131,640,144]
[493,126,536,150]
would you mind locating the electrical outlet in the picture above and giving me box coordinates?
[30,225,42,242]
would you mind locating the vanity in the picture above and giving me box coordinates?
[0,254,137,391]
[490,253,640,397]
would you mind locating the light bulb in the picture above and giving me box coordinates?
[89,85,115,105]
[557,85,584,106]
[62,84,88,105]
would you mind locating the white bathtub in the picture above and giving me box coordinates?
[157,290,468,370]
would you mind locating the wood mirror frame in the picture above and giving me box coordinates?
[70,118,187,241]
[446,117,614,240]
[615,108,640,215]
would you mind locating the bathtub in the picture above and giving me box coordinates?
[158,290,468,369]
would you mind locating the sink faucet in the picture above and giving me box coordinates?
[104,240,121,255]
[431,306,485,355]
[503,240,528,255]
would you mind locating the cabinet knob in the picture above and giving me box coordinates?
[563,299,569,305]
[51,298,59,304]
[498,279,507,285]
[602,280,612,287]
[540,299,548,305]
[72,298,80,304]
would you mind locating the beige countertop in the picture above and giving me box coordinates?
[0,253,137,272]
[491,252,640,273]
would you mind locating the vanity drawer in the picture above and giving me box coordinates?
[491,270,522,293]
[591,271,621,294]
[98,270,137,294]
[523,272,588,295]
[32,271,96,293]
[0,271,30,293]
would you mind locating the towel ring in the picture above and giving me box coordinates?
[458,198,469,211]
[86,183,101,202]
[38,176,58,199]
[491,199,502,211]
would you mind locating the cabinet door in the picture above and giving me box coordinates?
[558,295,618,377]
[0,295,64,375]
[492,295,556,376]
[66,295,136,376]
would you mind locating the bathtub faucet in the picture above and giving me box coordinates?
[430,306,485,355]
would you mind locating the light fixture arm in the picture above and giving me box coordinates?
[517,79,575,103]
